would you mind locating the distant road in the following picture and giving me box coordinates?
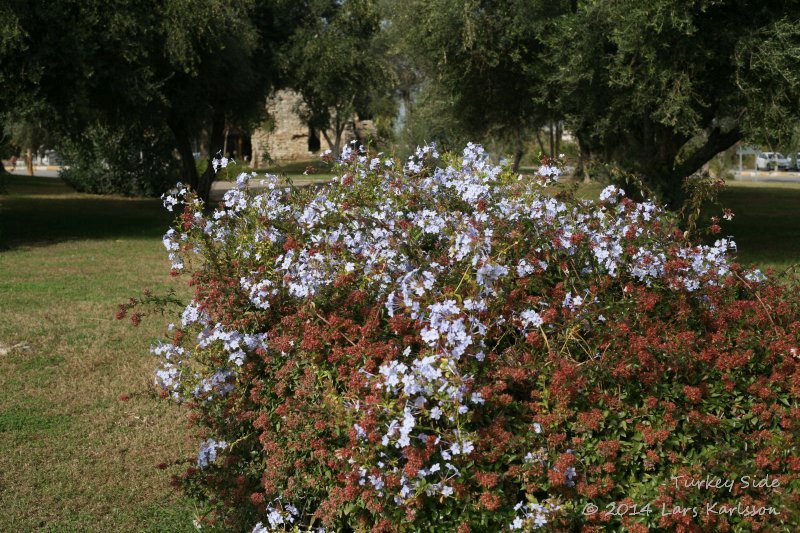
[12,166,798,187]
[733,170,800,183]
[6,167,60,178]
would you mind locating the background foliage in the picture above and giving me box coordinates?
[59,123,180,197]
[3,1,800,203]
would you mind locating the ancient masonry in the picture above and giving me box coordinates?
[251,89,376,167]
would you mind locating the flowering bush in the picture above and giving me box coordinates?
[148,144,800,531]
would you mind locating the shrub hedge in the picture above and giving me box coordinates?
[60,123,179,197]
[144,144,799,531]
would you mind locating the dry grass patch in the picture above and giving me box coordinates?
[0,175,200,531]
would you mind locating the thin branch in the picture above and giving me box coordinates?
[314,311,358,347]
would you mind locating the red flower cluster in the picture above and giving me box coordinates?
[147,147,800,531]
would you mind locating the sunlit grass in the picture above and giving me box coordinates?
[202,159,335,197]
[0,174,197,531]
[714,180,800,270]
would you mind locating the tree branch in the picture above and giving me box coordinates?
[674,125,743,179]
[321,128,334,153]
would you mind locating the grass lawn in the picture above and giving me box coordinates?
[717,180,800,270]
[0,172,798,530]
[0,175,198,531]
[563,178,800,270]
[264,159,335,177]
[207,160,335,203]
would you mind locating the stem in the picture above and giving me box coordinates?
[734,272,780,335]
[226,432,254,451]
[314,311,358,347]
[539,326,552,354]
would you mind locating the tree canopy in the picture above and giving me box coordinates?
[549,0,800,205]
[1,0,303,199]
[284,0,390,156]
[389,0,573,169]
[387,0,800,203]
[4,0,800,205]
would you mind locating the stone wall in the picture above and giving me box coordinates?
[252,89,367,167]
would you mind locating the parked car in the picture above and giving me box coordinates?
[775,152,792,170]
[42,149,62,166]
[756,152,774,170]
[796,153,800,171]
[756,151,792,171]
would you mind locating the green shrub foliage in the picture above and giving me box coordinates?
[60,123,179,196]
[149,144,800,531]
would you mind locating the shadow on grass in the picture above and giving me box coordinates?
[716,182,800,269]
[4,173,799,268]
[0,175,174,250]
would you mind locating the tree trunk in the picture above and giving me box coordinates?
[321,129,335,156]
[333,112,344,158]
[167,115,200,192]
[577,136,592,183]
[199,129,209,159]
[651,126,743,210]
[198,104,227,203]
[26,148,33,176]
[321,117,344,160]
[555,122,562,157]
[334,121,344,158]
[352,118,362,147]
[251,150,259,169]
[0,121,6,173]
[549,122,555,159]
[535,129,546,155]
[512,127,524,172]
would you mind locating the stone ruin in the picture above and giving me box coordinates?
[250,89,376,167]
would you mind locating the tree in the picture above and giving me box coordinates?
[0,1,64,173]
[155,0,269,200]
[0,6,20,172]
[286,0,391,157]
[389,0,572,170]
[549,0,800,206]
[1,0,306,201]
